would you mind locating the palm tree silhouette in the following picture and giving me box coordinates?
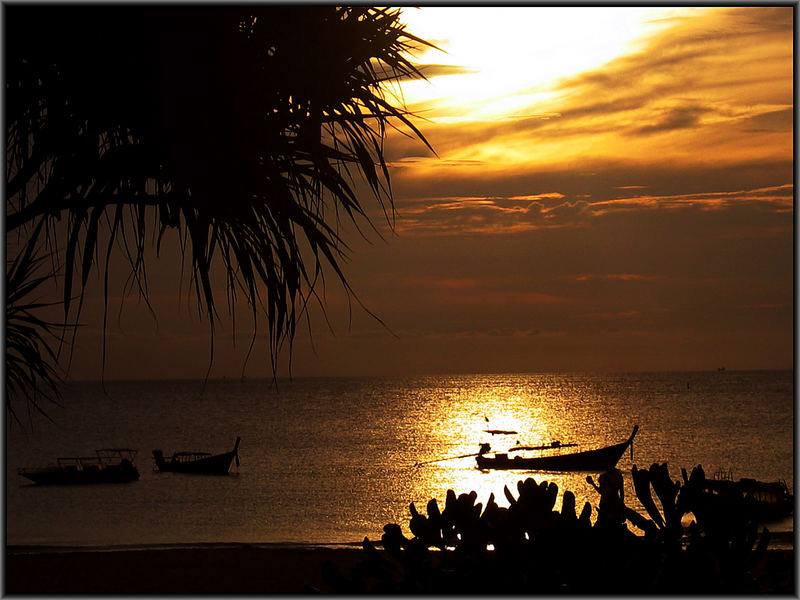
[5,6,434,416]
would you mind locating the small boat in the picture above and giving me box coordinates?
[476,426,638,472]
[153,437,241,475]
[18,449,140,485]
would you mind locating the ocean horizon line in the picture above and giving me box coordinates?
[60,367,793,385]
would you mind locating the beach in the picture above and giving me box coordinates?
[5,545,367,594]
[6,543,794,594]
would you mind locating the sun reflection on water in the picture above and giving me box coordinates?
[394,376,637,531]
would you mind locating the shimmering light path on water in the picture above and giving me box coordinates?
[6,371,793,547]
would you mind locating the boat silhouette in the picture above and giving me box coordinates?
[19,449,140,484]
[153,437,241,475]
[476,426,638,472]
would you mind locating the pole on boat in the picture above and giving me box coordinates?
[413,443,491,468]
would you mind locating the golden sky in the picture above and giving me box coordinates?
[66,6,794,379]
[382,7,792,232]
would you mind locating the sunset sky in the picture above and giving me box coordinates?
[68,6,793,380]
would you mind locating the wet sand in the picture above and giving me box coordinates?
[6,544,794,594]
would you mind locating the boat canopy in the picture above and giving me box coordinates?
[55,449,137,464]
[509,441,579,452]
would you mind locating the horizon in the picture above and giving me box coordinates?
[63,366,790,384]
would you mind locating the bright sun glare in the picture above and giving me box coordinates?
[395,7,706,122]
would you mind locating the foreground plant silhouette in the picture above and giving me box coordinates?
[6,6,434,415]
[322,464,792,593]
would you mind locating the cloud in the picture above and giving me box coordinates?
[391,62,479,82]
[417,63,479,78]
[590,184,794,214]
[444,290,567,307]
[393,193,593,235]
[582,309,642,321]
[741,107,794,133]
[390,178,792,237]
[389,7,792,174]
[401,275,482,290]
[564,274,665,282]
[628,103,710,136]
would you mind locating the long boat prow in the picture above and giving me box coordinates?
[476,425,641,472]
[627,425,639,461]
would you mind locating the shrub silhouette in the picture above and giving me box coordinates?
[322,464,790,593]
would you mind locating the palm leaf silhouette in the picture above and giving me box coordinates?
[6,6,435,408]
[6,224,75,423]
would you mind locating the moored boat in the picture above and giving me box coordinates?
[18,449,140,485]
[702,471,793,523]
[153,437,241,475]
[476,426,638,472]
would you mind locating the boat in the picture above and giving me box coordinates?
[153,437,241,475]
[18,449,140,485]
[476,426,638,472]
[701,470,793,523]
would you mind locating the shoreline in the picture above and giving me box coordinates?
[6,544,370,594]
[8,526,794,554]
[6,538,795,594]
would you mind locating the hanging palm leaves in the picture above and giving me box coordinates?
[5,6,434,409]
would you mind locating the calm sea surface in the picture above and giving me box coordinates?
[6,371,793,548]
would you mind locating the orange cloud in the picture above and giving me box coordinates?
[396,275,568,307]
[566,274,665,282]
[389,7,792,178]
[402,275,482,290]
[387,182,791,237]
[590,184,794,214]
[441,290,567,307]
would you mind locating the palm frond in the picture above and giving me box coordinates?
[5,6,434,389]
[6,227,75,422]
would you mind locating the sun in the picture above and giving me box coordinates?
[393,7,709,122]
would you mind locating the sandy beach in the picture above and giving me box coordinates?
[5,545,368,594]
[6,543,794,594]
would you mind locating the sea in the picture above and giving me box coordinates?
[6,371,794,550]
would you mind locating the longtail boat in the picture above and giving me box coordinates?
[153,437,241,475]
[476,426,638,472]
[19,449,140,485]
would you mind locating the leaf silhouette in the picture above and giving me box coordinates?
[6,6,435,406]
